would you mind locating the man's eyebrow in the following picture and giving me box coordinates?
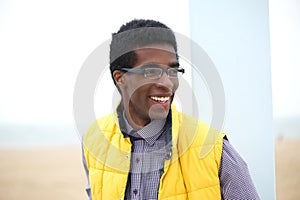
[169,62,180,68]
[139,62,180,68]
[140,63,160,68]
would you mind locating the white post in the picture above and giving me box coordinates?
[189,0,276,199]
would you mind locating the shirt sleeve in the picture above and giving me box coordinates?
[219,139,260,200]
[82,144,92,200]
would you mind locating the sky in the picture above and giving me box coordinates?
[0,0,190,125]
[269,0,300,118]
[0,0,299,125]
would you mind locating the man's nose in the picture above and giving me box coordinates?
[155,71,174,89]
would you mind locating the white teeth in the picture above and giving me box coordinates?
[150,96,170,102]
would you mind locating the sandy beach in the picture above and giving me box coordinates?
[275,138,300,200]
[0,145,86,200]
[0,138,299,200]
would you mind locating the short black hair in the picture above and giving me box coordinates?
[109,19,178,84]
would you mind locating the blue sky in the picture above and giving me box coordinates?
[0,0,299,125]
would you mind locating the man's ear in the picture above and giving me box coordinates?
[113,70,124,86]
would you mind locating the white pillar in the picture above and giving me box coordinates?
[189,0,276,199]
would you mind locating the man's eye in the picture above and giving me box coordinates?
[168,69,178,76]
[145,69,159,76]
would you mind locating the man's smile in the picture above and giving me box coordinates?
[150,96,170,103]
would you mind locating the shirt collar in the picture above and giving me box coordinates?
[122,111,166,146]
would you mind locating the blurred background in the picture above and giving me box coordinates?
[270,1,300,199]
[270,0,300,138]
[0,0,299,199]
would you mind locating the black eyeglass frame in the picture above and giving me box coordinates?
[120,66,185,79]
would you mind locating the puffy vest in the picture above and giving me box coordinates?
[83,105,225,200]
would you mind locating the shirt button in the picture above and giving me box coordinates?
[125,154,130,159]
[133,189,138,195]
[135,157,140,163]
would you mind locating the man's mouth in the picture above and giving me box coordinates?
[150,96,170,103]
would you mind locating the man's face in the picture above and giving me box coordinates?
[116,44,179,128]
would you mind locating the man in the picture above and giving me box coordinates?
[82,19,260,199]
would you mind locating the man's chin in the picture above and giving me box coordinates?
[148,104,169,120]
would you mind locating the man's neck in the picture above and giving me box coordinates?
[123,109,150,130]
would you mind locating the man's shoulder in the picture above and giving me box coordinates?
[85,112,119,137]
[174,109,225,157]
[173,109,212,132]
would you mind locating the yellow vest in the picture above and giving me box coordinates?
[83,105,225,200]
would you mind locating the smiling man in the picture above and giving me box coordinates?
[114,44,180,129]
[82,19,260,200]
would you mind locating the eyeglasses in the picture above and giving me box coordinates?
[120,63,185,79]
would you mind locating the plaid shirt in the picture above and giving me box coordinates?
[122,112,169,200]
[83,106,260,199]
